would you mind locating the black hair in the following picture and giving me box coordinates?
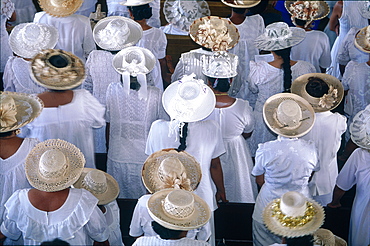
[208,77,230,93]
[286,235,314,246]
[0,130,16,138]
[232,7,247,14]
[129,76,141,91]
[274,47,292,92]
[248,1,269,15]
[40,238,70,246]
[305,77,329,98]
[128,4,152,21]
[152,221,184,239]
[176,122,188,152]
[294,18,308,27]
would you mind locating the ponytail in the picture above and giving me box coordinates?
[274,47,292,92]
[176,123,188,151]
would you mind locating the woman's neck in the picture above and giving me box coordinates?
[136,19,151,30]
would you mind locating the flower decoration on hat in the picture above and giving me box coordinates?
[318,86,338,110]
[285,1,330,28]
[0,95,17,128]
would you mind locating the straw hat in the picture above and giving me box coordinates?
[263,93,315,138]
[354,25,370,54]
[358,1,370,19]
[93,16,143,51]
[39,0,83,17]
[350,104,370,150]
[30,49,85,90]
[0,91,44,133]
[254,22,306,51]
[291,73,344,112]
[9,23,58,59]
[25,139,85,192]
[120,0,154,6]
[147,188,211,231]
[73,168,120,205]
[142,149,202,194]
[263,191,325,238]
[221,0,261,8]
[285,1,330,26]
[163,0,210,33]
[313,228,347,246]
[189,16,240,51]
[202,51,238,78]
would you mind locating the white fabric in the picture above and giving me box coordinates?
[290,30,331,73]
[104,200,125,246]
[160,23,188,36]
[105,83,168,198]
[23,89,105,169]
[8,0,35,26]
[206,99,257,203]
[336,148,370,246]
[33,12,96,62]
[75,0,98,17]
[0,0,14,73]
[337,27,369,66]
[133,236,210,246]
[0,188,109,245]
[3,56,45,93]
[248,60,316,156]
[302,111,347,206]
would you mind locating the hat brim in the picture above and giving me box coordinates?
[39,0,83,17]
[350,105,370,150]
[291,73,344,112]
[354,26,370,54]
[254,27,305,51]
[263,93,315,138]
[285,1,330,21]
[120,0,154,6]
[73,168,120,205]
[221,0,261,8]
[148,188,211,231]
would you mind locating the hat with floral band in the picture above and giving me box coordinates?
[39,0,84,17]
[285,1,330,27]
[354,25,370,54]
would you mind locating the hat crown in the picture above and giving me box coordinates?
[39,149,68,179]
[50,0,73,7]
[96,19,130,48]
[280,191,307,217]
[82,170,108,194]
[202,52,238,78]
[266,22,292,41]
[21,24,45,45]
[0,95,17,128]
[158,157,186,182]
[121,49,148,76]
[276,99,302,128]
[163,189,195,219]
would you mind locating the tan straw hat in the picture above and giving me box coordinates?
[142,149,202,194]
[358,1,370,19]
[25,139,85,192]
[263,93,315,138]
[30,49,85,90]
[0,91,44,133]
[39,0,84,17]
[313,228,347,246]
[291,73,344,112]
[147,188,211,231]
[73,168,120,205]
[120,0,154,6]
[263,191,325,238]
[354,25,370,54]
[202,51,238,78]
[285,1,330,26]
[221,0,261,8]
[350,104,370,150]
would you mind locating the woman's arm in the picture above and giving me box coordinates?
[329,1,343,35]
[327,185,346,208]
[210,157,228,204]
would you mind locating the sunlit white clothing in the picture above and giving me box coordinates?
[104,200,125,246]
[0,0,14,73]
[160,23,187,35]
[337,27,369,66]
[75,0,98,17]
[133,236,210,246]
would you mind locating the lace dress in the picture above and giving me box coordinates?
[0,0,14,73]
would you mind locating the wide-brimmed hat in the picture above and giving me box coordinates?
[189,16,240,51]
[93,16,143,51]
[0,91,44,133]
[354,25,370,54]
[73,168,120,205]
[313,228,347,246]
[291,73,344,112]
[39,0,83,17]
[147,188,211,231]
[25,139,85,192]
[254,22,305,51]
[120,0,154,6]
[221,0,261,8]
[358,1,370,19]
[9,23,58,59]
[163,0,210,33]
[285,1,330,26]
[263,93,315,138]
[30,49,85,90]
[263,191,325,238]
[350,104,370,150]
[202,51,238,78]
[142,149,202,194]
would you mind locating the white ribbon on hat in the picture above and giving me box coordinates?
[137,73,148,101]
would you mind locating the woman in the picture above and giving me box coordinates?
[249,22,316,156]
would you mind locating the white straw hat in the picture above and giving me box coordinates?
[73,168,120,205]
[120,0,154,6]
[350,104,370,150]
[202,51,238,78]
[9,23,58,59]
[25,139,85,192]
[148,188,211,231]
[254,22,306,51]
[0,91,44,133]
[39,0,84,17]
[285,1,330,25]
[263,93,315,138]
[93,16,143,51]
[221,0,261,8]
[354,25,370,54]
[313,228,347,246]
[263,191,325,238]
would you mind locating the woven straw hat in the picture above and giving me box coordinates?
[291,73,344,112]
[142,149,202,194]
[313,228,347,246]
[148,188,211,231]
[350,104,370,150]
[358,1,370,19]
[354,25,370,54]
[202,51,238,78]
[39,0,83,17]
[25,139,85,192]
[254,22,305,51]
[30,49,85,90]
[0,91,44,133]
[93,16,143,51]
[120,0,154,6]
[221,0,261,8]
[73,168,120,205]
[285,1,330,23]
[263,191,325,238]
[189,16,240,51]
[9,23,58,59]
[263,93,315,138]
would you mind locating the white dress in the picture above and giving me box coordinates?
[33,12,96,62]
[8,0,35,26]
[3,57,45,93]
[104,200,125,246]
[0,188,110,245]
[23,89,105,169]
[0,0,14,73]
[74,0,98,17]
[136,27,167,91]
[206,99,257,203]
[133,236,210,246]
[105,83,168,199]
[336,148,370,246]
[248,60,316,156]
[290,30,331,73]
[302,111,347,206]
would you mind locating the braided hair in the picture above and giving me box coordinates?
[274,47,292,92]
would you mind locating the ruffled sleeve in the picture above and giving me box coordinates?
[156,28,167,59]
[241,100,255,133]
[80,89,106,128]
